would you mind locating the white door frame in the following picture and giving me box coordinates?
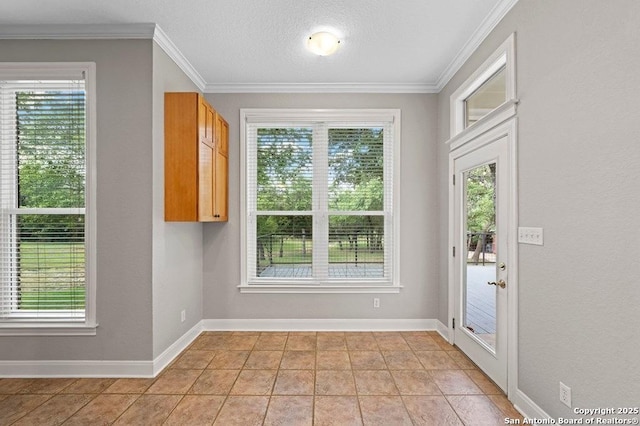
[447,118,519,398]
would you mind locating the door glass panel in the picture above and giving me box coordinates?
[463,163,497,349]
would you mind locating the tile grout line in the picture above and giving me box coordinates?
[216,331,256,425]
[3,331,522,425]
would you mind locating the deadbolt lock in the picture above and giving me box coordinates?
[499,262,506,271]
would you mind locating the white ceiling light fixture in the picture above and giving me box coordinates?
[306,31,341,56]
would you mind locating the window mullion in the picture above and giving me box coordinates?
[313,123,329,281]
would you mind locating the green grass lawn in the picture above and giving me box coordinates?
[16,242,85,310]
[19,288,86,310]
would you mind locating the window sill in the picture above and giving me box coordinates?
[0,323,98,336]
[238,284,402,294]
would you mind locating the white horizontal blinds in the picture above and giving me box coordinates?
[382,122,394,281]
[247,116,394,284]
[0,78,86,321]
[252,125,315,280]
[327,125,388,279]
[328,126,384,211]
[256,127,313,212]
[246,123,258,280]
[312,123,328,280]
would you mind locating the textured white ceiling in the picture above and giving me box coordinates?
[0,0,516,92]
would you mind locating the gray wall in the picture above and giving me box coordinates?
[437,0,640,415]
[151,43,203,357]
[0,40,154,360]
[203,93,439,321]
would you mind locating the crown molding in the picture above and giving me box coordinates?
[0,23,206,91]
[204,82,439,94]
[152,25,206,91]
[435,0,520,91]
[0,23,156,39]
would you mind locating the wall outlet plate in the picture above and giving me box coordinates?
[559,381,571,408]
[518,227,544,245]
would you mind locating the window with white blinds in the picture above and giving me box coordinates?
[241,109,400,292]
[0,63,96,333]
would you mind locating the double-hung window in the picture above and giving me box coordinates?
[0,63,96,334]
[241,109,400,293]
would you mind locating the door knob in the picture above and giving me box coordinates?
[487,279,506,289]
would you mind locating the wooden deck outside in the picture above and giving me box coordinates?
[259,263,384,278]
[465,264,497,346]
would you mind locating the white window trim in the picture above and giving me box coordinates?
[239,108,401,294]
[0,62,97,336]
[450,33,517,139]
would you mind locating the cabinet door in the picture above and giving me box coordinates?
[213,113,229,221]
[199,140,215,221]
[199,96,215,148]
[165,92,199,221]
[215,113,229,157]
[214,151,228,221]
[197,96,215,221]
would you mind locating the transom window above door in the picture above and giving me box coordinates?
[450,33,516,139]
[240,109,401,293]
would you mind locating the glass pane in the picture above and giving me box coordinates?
[464,67,506,128]
[16,214,85,311]
[328,215,384,278]
[17,90,86,208]
[463,163,496,348]
[328,127,383,211]
[256,215,312,278]
[257,128,312,211]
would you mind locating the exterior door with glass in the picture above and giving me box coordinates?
[452,133,510,391]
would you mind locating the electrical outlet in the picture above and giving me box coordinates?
[518,227,544,245]
[181,310,186,323]
[373,298,380,308]
[559,382,571,408]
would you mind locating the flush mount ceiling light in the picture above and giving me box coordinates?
[306,31,341,56]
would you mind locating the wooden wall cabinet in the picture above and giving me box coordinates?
[165,92,228,222]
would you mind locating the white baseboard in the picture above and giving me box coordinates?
[152,321,203,376]
[0,321,203,378]
[435,319,449,340]
[512,389,553,420]
[201,318,438,332]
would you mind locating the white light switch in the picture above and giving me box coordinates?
[518,227,543,245]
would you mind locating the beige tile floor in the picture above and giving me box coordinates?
[0,331,524,425]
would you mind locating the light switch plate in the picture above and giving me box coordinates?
[518,227,543,245]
